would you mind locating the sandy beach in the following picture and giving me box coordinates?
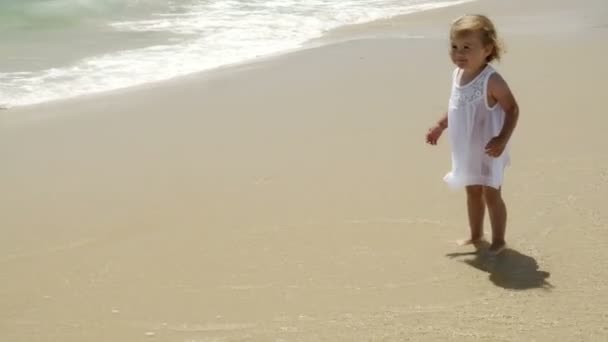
[2,0,608,340]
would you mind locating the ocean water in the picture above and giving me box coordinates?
[0,0,468,108]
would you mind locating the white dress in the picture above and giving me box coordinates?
[444,64,510,190]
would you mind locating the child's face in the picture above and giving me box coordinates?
[450,32,492,70]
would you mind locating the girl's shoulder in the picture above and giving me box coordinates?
[486,64,508,83]
[486,67,517,103]
[487,69,510,91]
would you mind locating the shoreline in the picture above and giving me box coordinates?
[1,0,475,111]
[6,0,606,112]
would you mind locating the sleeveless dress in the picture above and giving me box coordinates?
[444,64,510,190]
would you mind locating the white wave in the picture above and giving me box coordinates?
[0,0,471,107]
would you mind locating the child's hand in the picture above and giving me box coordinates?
[426,124,445,145]
[485,136,507,157]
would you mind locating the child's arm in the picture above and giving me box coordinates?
[426,112,448,145]
[485,74,519,157]
[436,113,448,130]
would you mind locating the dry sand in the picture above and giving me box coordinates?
[1,0,608,340]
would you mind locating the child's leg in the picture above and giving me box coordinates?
[483,186,507,253]
[458,185,485,245]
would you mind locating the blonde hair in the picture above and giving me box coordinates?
[450,14,503,62]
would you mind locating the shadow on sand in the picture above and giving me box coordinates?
[446,243,553,290]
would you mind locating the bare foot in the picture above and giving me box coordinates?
[488,241,506,255]
[456,237,486,248]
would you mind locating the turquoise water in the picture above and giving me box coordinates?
[0,0,469,107]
